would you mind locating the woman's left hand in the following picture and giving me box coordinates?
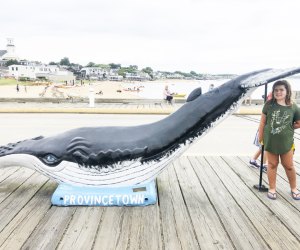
[293,120,300,129]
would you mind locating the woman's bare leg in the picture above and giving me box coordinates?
[280,150,298,192]
[266,151,279,193]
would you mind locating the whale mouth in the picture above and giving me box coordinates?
[0,154,66,172]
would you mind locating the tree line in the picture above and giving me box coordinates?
[4,57,214,79]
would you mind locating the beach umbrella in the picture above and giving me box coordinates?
[253,82,268,192]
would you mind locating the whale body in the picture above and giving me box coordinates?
[1,68,300,187]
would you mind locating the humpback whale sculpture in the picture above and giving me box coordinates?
[1,68,300,189]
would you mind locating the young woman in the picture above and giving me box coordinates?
[259,80,300,200]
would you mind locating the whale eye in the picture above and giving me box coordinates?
[42,154,59,165]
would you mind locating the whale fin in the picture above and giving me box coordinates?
[186,87,202,102]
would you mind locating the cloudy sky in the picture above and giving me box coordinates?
[1,0,300,74]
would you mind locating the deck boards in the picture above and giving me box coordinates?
[0,156,300,250]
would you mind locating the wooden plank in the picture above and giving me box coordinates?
[124,204,162,250]
[21,206,76,249]
[173,157,234,249]
[156,170,181,250]
[189,156,268,249]
[292,159,300,176]
[239,156,300,212]
[157,164,200,250]
[220,156,300,248]
[93,207,131,250]
[0,167,20,183]
[0,171,48,233]
[93,203,161,250]
[0,168,34,203]
[57,207,105,250]
[0,181,57,249]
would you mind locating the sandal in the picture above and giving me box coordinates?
[267,192,277,200]
[291,191,300,200]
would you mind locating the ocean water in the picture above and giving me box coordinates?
[130,77,300,100]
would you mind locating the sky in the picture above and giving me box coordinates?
[1,0,300,74]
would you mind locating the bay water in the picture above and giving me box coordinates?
[128,76,300,100]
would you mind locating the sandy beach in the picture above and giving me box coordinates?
[0,81,143,99]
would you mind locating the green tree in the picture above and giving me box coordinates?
[86,62,96,67]
[142,67,153,74]
[142,67,154,79]
[49,61,57,65]
[129,65,138,70]
[109,63,121,69]
[60,57,71,66]
[5,59,19,67]
[96,64,110,69]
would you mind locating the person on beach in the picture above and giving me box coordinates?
[249,130,267,172]
[250,92,272,171]
[163,85,173,104]
[258,80,300,200]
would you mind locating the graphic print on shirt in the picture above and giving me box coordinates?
[270,110,290,135]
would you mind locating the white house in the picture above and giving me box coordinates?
[80,67,110,80]
[8,64,75,83]
[125,72,151,81]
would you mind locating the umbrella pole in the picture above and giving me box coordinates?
[254,82,269,192]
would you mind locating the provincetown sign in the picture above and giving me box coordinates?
[51,181,157,206]
[63,193,145,206]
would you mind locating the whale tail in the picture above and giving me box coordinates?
[239,67,300,89]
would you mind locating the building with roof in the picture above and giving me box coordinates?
[0,38,19,66]
[8,64,75,83]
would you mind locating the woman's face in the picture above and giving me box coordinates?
[273,85,287,101]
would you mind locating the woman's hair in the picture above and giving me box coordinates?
[270,79,292,105]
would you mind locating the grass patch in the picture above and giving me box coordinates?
[0,78,29,86]
[0,78,48,86]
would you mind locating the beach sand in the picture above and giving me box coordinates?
[0,81,142,99]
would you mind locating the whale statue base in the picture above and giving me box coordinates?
[51,181,157,206]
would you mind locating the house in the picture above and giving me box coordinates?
[80,67,110,80]
[125,72,151,81]
[8,63,75,83]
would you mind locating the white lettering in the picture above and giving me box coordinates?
[102,195,108,205]
[137,194,145,204]
[90,196,94,204]
[109,195,114,205]
[77,195,83,205]
[70,195,76,205]
[130,195,138,204]
[94,195,101,205]
[62,193,146,206]
[64,195,70,205]
[115,195,122,204]
[122,195,129,205]
[84,195,91,204]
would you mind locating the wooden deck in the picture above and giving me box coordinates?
[0,156,300,250]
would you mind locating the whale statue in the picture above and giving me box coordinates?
[1,68,300,188]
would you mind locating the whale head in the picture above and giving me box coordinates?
[0,135,73,174]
